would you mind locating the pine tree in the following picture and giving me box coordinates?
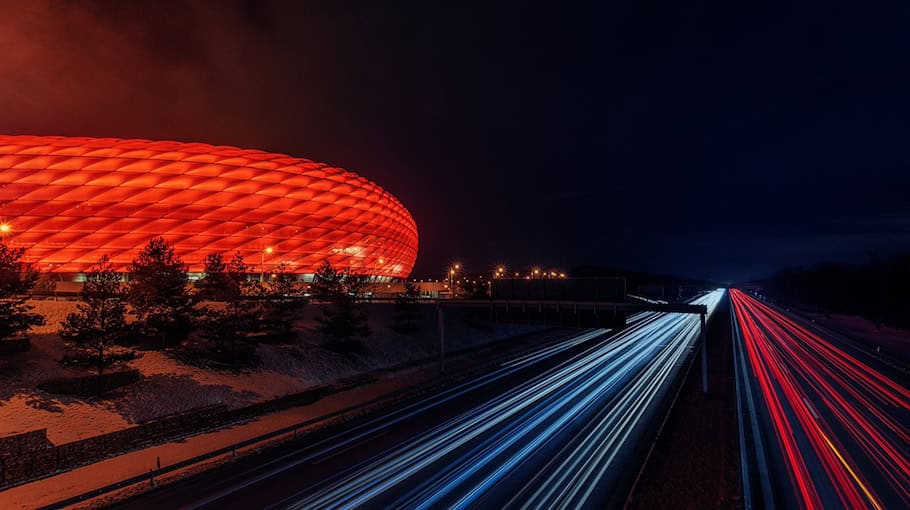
[226,251,249,300]
[200,302,258,367]
[0,242,44,340]
[127,237,196,348]
[199,252,258,366]
[317,296,370,343]
[59,255,127,395]
[313,261,370,345]
[263,262,302,338]
[343,272,371,300]
[197,252,232,301]
[392,281,423,334]
[458,278,490,299]
[310,259,344,302]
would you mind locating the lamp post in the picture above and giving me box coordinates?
[491,266,504,297]
[260,246,273,283]
[448,263,461,299]
[448,268,455,299]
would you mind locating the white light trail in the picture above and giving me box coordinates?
[284,290,725,510]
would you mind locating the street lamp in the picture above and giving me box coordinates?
[260,246,273,283]
[490,266,504,299]
[448,268,455,298]
[448,264,461,299]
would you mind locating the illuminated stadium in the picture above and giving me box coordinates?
[0,135,418,279]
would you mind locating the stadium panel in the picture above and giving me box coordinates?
[0,135,418,278]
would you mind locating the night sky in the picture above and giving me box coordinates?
[1,1,908,282]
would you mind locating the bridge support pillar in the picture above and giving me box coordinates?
[701,313,708,394]
[438,305,445,375]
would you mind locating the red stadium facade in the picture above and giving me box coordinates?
[0,135,418,278]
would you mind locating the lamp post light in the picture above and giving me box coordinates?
[491,266,504,299]
[447,263,461,299]
[260,246,273,283]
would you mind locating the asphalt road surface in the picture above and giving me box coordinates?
[731,289,909,510]
[118,290,724,510]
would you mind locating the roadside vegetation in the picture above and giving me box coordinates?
[312,260,371,353]
[391,281,423,334]
[127,237,198,349]
[0,242,45,340]
[763,253,910,329]
[59,255,131,396]
[0,237,535,422]
[0,236,425,394]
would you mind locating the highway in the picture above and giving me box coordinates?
[118,290,724,510]
[730,289,910,510]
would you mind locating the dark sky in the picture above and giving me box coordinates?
[1,1,908,282]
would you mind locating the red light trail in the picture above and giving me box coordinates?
[730,289,909,510]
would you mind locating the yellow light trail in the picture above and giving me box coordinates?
[820,431,883,510]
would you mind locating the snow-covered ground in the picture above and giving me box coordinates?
[0,300,543,443]
[25,299,80,335]
[0,328,130,443]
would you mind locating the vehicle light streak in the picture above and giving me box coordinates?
[730,289,909,510]
[283,290,724,509]
[185,328,610,510]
